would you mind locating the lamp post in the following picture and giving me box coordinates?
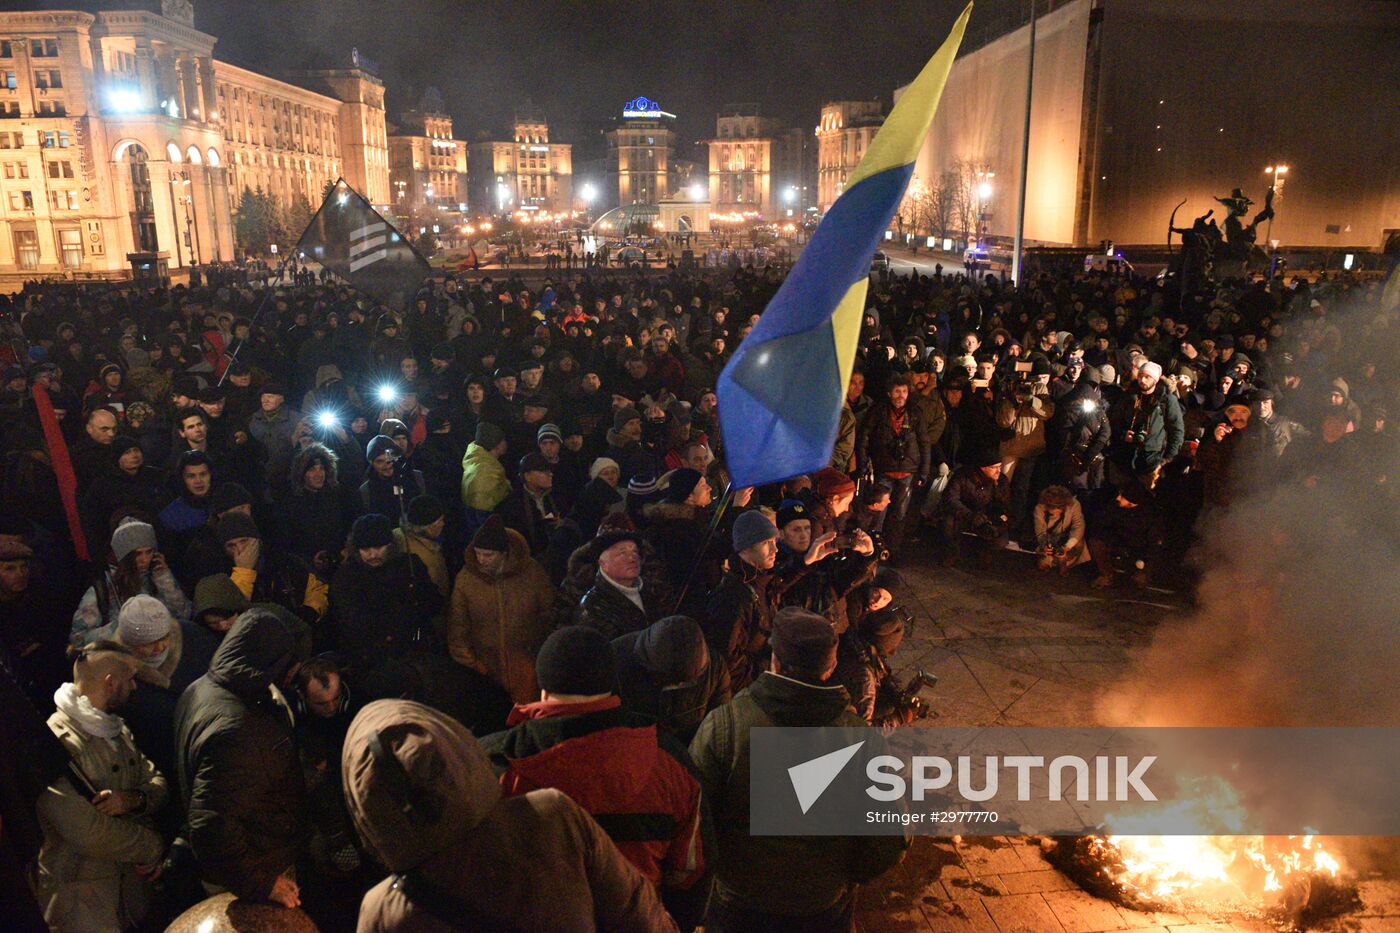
[1264,164,1288,276]
[975,170,994,246]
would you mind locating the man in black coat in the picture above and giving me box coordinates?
[358,434,424,525]
[575,530,666,640]
[856,372,931,557]
[80,436,168,556]
[494,452,560,557]
[173,609,310,907]
[612,615,731,744]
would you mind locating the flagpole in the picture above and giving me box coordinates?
[1011,0,1037,286]
[217,251,294,386]
[671,481,735,615]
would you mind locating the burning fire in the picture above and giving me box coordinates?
[1056,774,1350,922]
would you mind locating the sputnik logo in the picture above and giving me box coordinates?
[788,741,865,814]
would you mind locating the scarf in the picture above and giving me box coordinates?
[600,569,644,612]
[54,682,124,745]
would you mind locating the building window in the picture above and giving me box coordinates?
[37,100,66,117]
[9,190,34,210]
[58,228,83,267]
[41,131,71,148]
[34,70,62,89]
[31,39,59,58]
[3,161,26,179]
[49,189,78,211]
[3,71,15,90]
[0,41,12,58]
[14,229,39,269]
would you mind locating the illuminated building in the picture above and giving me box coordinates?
[0,1,388,287]
[606,96,674,207]
[902,0,1400,249]
[815,100,883,213]
[389,90,467,214]
[706,103,810,219]
[467,108,572,214]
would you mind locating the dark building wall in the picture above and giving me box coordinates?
[1090,0,1400,249]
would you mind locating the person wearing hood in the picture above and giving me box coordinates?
[359,433,425,526]
[479,626,711,930]
[174,608,310,908]
[447,515,555,707]
[689,608,909,930]
[612,615,731,744]
[277,442,355,577]
[342,698,679,932]
[35,641,169,932]
[190,573,250,639]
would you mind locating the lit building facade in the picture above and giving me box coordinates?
[0,2,392,287]
[606,97,674,208]
[389,106,466,214]
[707,105,811,218]
[816,100,883,213]
[467,113,572,214]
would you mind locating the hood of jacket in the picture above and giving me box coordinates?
[206,608,301,700]
[314,364,345,389]
[1331,377,1350,402]
[641,500,701,524]
[342,699,501,872]
[747,670,852,726]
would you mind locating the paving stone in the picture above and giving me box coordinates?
[981,892,1068,932]
[1043,889,1138,932]
[997,869,1079,895]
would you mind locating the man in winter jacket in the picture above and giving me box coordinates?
[856,373,931,557]
[359,433,424,525]
[343,699,679,932]
[481,626,711,929]
[935,449,1012,564]
[704,511,786,691]
[447,515,556,705]
[612,615,731,743]
[461,421,511,521]
[1108,360,1184,490]
[174,609,310,907]
[689,608,909,930]
[36,642,168,931]
[576,529,667,640]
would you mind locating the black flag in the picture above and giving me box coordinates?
[297,179,430,308]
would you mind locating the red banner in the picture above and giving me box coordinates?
[32,384,89,561]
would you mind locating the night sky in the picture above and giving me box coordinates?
[192,0,1024,158]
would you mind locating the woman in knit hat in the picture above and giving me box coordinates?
[71,518,191,646]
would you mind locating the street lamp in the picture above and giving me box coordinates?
[1264,164,1289,275]
[581,182,598,206]
[974,170,995,245]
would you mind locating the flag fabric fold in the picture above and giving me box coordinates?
[717,3,972,488]
[298,179,431,308]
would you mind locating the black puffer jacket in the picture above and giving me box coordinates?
[173,610,309,901]
[612,617,732,743]
[575,572,665,641]
[328,551,444,669]
[857,400,931,480]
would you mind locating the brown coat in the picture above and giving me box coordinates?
[446,527,557,705]
[344,699,678,933]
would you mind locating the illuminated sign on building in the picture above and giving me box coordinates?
[623,96,676,119]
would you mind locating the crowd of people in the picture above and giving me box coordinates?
[0,249,1394,930]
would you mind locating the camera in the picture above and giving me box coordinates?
[895,669,939,721]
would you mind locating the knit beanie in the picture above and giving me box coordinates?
[469,514,510,552]
[365,434,399,463]
[632,616,708,684]
[351,514,395,549]
[613,407,642,432]
[474,422,505,450]
[662,468,703,503]
[536,626,617,696]
[116,594,174,646]
[731,510,778,553]
[216,511,261,545]
[210,482,253,515]
[380,418,410,439]
[406,494,445,527]
[537,422,563,444]
[775,499,810,529]
[770,607,837,674]
[589,457,620,480]
[111,518,157,563]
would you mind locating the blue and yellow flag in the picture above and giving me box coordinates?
[717,3,972,488]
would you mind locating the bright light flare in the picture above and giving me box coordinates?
[377,384,399,404]
[316,410,339,428]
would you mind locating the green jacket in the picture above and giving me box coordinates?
[688,672,909,917]
[461,442,510,512]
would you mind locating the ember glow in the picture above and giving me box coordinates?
[1073,775,1346,914]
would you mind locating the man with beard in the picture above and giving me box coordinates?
[328,514,444,694]
[35,641,168,931]
[1107,360,1184,492]
[856,373,930,560]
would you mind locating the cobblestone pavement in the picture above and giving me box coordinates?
[856,547,1400,932]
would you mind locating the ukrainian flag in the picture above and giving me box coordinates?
[717,3,972,488]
